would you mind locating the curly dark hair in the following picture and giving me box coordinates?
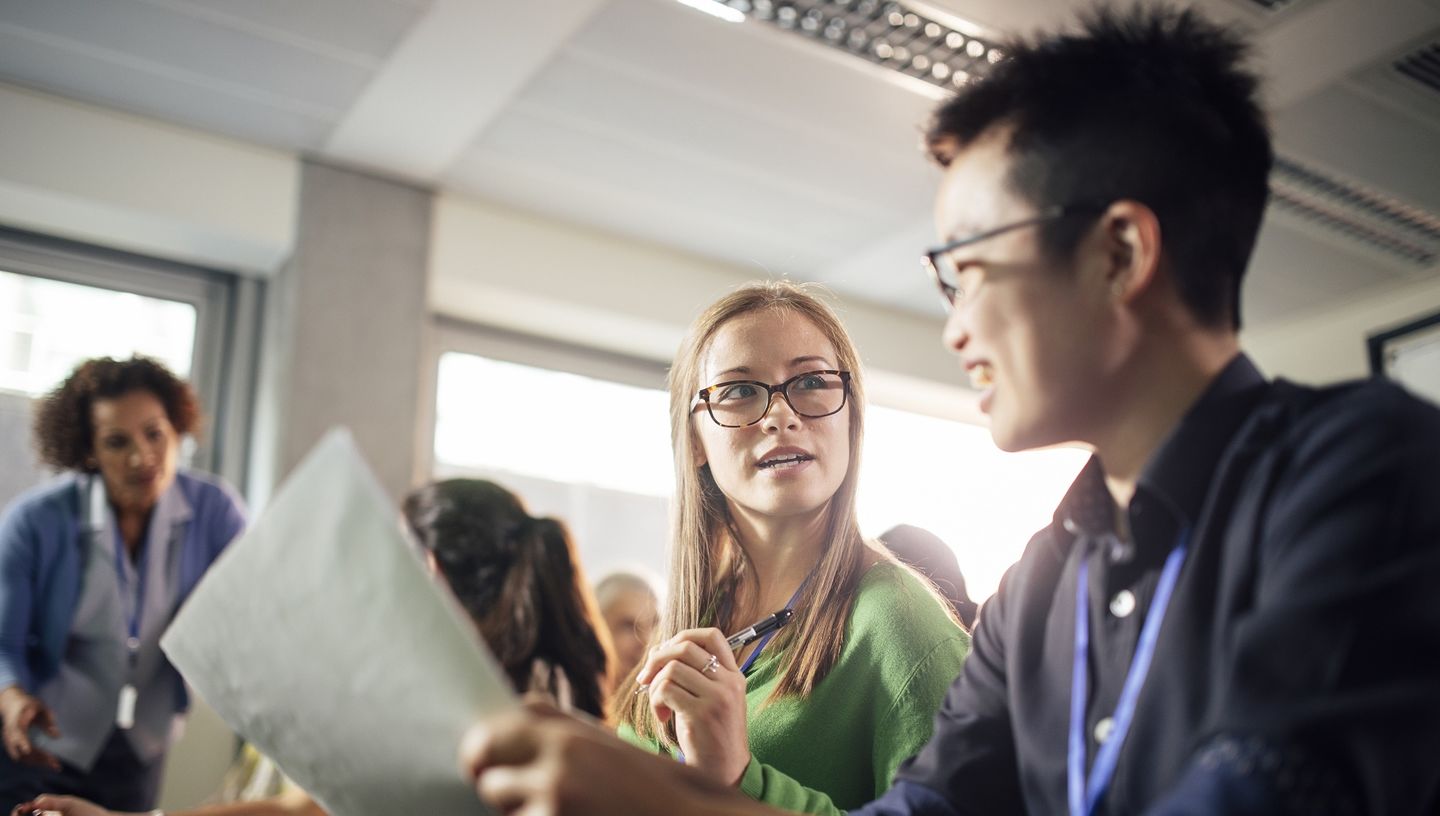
[33,355,201,472]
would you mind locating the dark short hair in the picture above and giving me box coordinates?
[926,5,1272,329]
[33,355,201,472]
[402,478,612,719]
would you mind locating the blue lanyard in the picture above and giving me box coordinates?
[111,524,149,653]
[1067,530,1189,816]
[739,622,781,674]
[738,578,808,676]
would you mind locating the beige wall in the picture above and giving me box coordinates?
[428,194,977,421]
[0,83,297,275]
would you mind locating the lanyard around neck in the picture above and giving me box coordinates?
[1067,530,1189,816]
[738,577,809,675]
[91,476,147,652]
[111,516,150,653]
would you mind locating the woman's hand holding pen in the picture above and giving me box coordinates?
[636,627,751,786]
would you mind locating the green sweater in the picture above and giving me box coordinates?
[622,562,970,814]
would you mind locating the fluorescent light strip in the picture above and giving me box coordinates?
[719,0,1003,92]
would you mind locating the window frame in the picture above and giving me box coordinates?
[0,227,248,481]
[420,315,671,481]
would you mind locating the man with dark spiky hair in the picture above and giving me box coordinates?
[456,6,1440,815]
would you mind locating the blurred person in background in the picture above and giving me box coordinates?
[877,525,978,630]
[594,571,659,688]
[0,356,246,811]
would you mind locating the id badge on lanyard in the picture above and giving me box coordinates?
[116,683,138,729]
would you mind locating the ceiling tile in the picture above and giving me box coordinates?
[508,51,925,220]
[1244,214,1415,324]
[454,109,847,271]
[565,0,938,169]
[0,0,374,111]
[173,0,431,62]
[0,25,336,150]
[1274,83,1440,214]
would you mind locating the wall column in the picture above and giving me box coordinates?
[250,160,432,506]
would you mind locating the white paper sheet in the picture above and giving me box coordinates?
[161,429,513,816]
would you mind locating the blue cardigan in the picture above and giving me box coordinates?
[0,471,245,700]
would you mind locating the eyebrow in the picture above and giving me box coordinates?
[713,355,835,381]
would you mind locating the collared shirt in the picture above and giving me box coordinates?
[854,354,1440,815]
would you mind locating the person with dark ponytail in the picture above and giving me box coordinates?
[14,478,614,816]
[401,478,613,719]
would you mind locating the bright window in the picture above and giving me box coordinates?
[859,406,1088,601]
[434,352,673,497]
[0,269,196,397]
[433,351,1087,601]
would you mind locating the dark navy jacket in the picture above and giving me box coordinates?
[855,355,1440,815]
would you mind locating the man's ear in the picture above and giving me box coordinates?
[1100,199,1163,305]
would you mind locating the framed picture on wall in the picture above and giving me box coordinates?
[1369,310,1440,406]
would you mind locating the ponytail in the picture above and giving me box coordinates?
[403,479,614,720]
[520,517,612,719]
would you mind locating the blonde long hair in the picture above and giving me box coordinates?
[616,281,870,747]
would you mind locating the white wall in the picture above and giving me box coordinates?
[1244,274,1440,384]
[0,83,297,275]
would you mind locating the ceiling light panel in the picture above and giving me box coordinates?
[714,0,1003,91]
[1394,40,1440,96]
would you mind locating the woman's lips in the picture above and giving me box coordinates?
[968,364,996,414]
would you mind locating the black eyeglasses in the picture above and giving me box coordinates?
[695,369,852,428]
[922,204,1106,310]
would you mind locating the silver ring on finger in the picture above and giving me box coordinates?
[702,653,720,675]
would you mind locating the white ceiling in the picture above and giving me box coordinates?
[1,0,1438,328]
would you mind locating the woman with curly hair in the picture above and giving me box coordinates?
[0,356,246,812]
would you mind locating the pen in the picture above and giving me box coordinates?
[725,608,793,650]
[636,608,795,694]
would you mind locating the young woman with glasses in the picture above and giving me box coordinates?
[613,281,970,814]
